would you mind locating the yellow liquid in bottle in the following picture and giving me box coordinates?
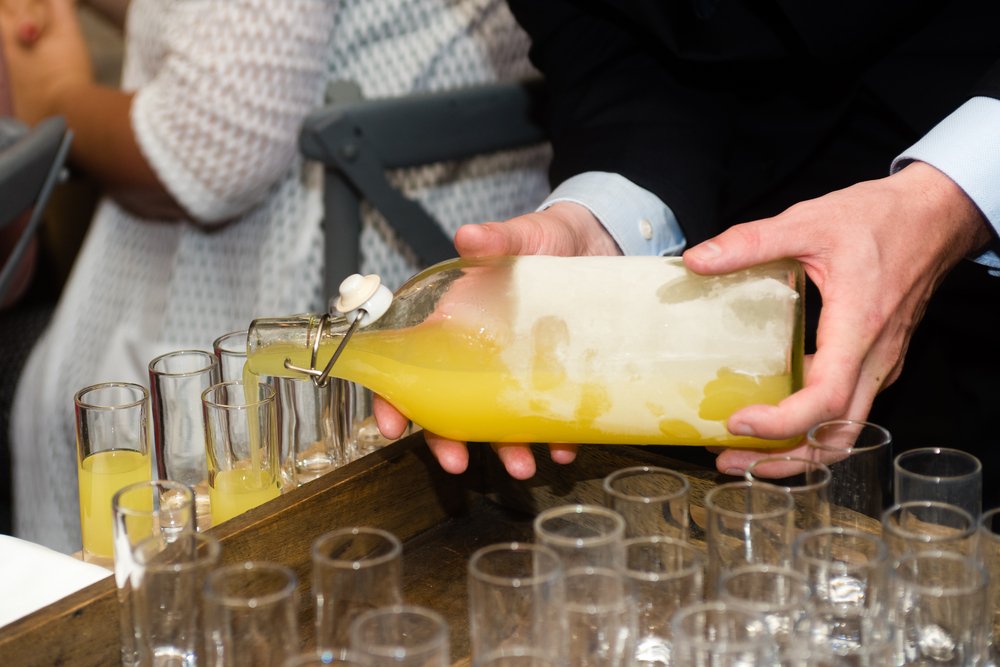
[78,449,151,559]
[210,468,281,525]
[249,319,798,449]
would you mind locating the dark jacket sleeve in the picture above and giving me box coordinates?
[507,0,733,244]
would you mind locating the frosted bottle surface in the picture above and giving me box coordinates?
[247,256,804,448]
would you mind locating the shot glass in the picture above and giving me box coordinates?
[75,381,153,566]
[893,446,983,520]
[202,381,281,526]
[337,381,405,463]
[717,564,812,652]
[149,349,220,530]
[880,500,978,558]
[563,566,633,667]
[532,504,626,572]
[112,480,196,667]
[131,532,221,667]
[204,561,300,666]
[792,526,889,613]
[745,455,831,534]
[979,508,1000,664]
[621,536,704,665]
[670,601,777,665]
[313,527,403,660]
[889,550,989,666]
[703,480,795,592]
[280,377,341,485]
[467,542,566,666]
[803,604,895,665]
[806,420,893,528]
[601,466,690,539]
[349,605,450,667]
[212,329,252,384]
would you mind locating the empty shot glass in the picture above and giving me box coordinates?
[204,561,300,666]
[792,526,889,613]
[621,535,705,666]
[148,349,220,530]
[670,600,777,666]
[313,527,403,661]
[806,420,893,528]
[703,480,795,593]
[979,507,1000,664]
[745,455,831,534]
[349,605,450,667]
[893,446,983,520]
[602,466,690,539]
[533,504,626,572]
[889,550,989,666]
[112,479,195,667]
[131,532,221,667]
[881,500,978,558]
[467,542,566,666]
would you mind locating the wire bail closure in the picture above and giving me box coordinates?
[280,273,393,388]
[282,313,365,388]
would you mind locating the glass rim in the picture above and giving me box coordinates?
[744,455,832,493]
[792,525,889,569]
[311,526,403,570]
[532,503,626,549]
[980,507,1000,540]
[203,561,297,608]
[468,541,564,588]
[148,349,219,377]
[201,380,276,410]
[111,479,195,519]
[881,500,977,543]
[350,604,448,658]
[891,549,988,596]
[212,329,249,355]
[717,563,811,612]
[806,419,892,454]
[132,532,221,572]
[601,465,691,503]
[670,600,771,652]
[892,446,983,482]
[704,480,795,521]
[74,381,148,410]
[621,535,704,582]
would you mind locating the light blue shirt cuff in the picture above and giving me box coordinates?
[892,96,1000,273]
[540,172,686,256]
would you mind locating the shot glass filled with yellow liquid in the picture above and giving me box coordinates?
[202,381,281,525]
[75,382,153,566]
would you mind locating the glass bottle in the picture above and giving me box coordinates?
[247,255,804,448]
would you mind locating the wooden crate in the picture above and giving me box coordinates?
[0,434,743,666]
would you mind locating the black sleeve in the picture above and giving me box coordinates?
[507,0,733,244]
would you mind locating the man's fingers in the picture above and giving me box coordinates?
[372,394,410,439]
[493,443,537,479]
[425,434,471,475]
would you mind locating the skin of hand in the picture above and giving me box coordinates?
[374,201,621,479]
[684,160,993,475]
[0,0,47,45]
[0,0,186,218]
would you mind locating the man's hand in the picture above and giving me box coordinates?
[375,201,621,478]
[684,161,992,474]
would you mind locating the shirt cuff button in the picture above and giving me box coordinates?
[638,218,654,240]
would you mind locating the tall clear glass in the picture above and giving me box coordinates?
[744,455,831,534]
[893,446,982,520]
[880,500,978,558]
[203,561,299,666]
[112,479,195,667]
[467,542,566,666]
[670,601,777,665]
[202,381,281,526]
[75,381,153,566]
[703,480,795,592]
[601,466,690,540]
[349,605,450,667]
[717,564,811,653]
[979,507,1000,665]
[806,420,892,529]
[313,527,403,660]
[792,526,889,613]
[148,349,220,530]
